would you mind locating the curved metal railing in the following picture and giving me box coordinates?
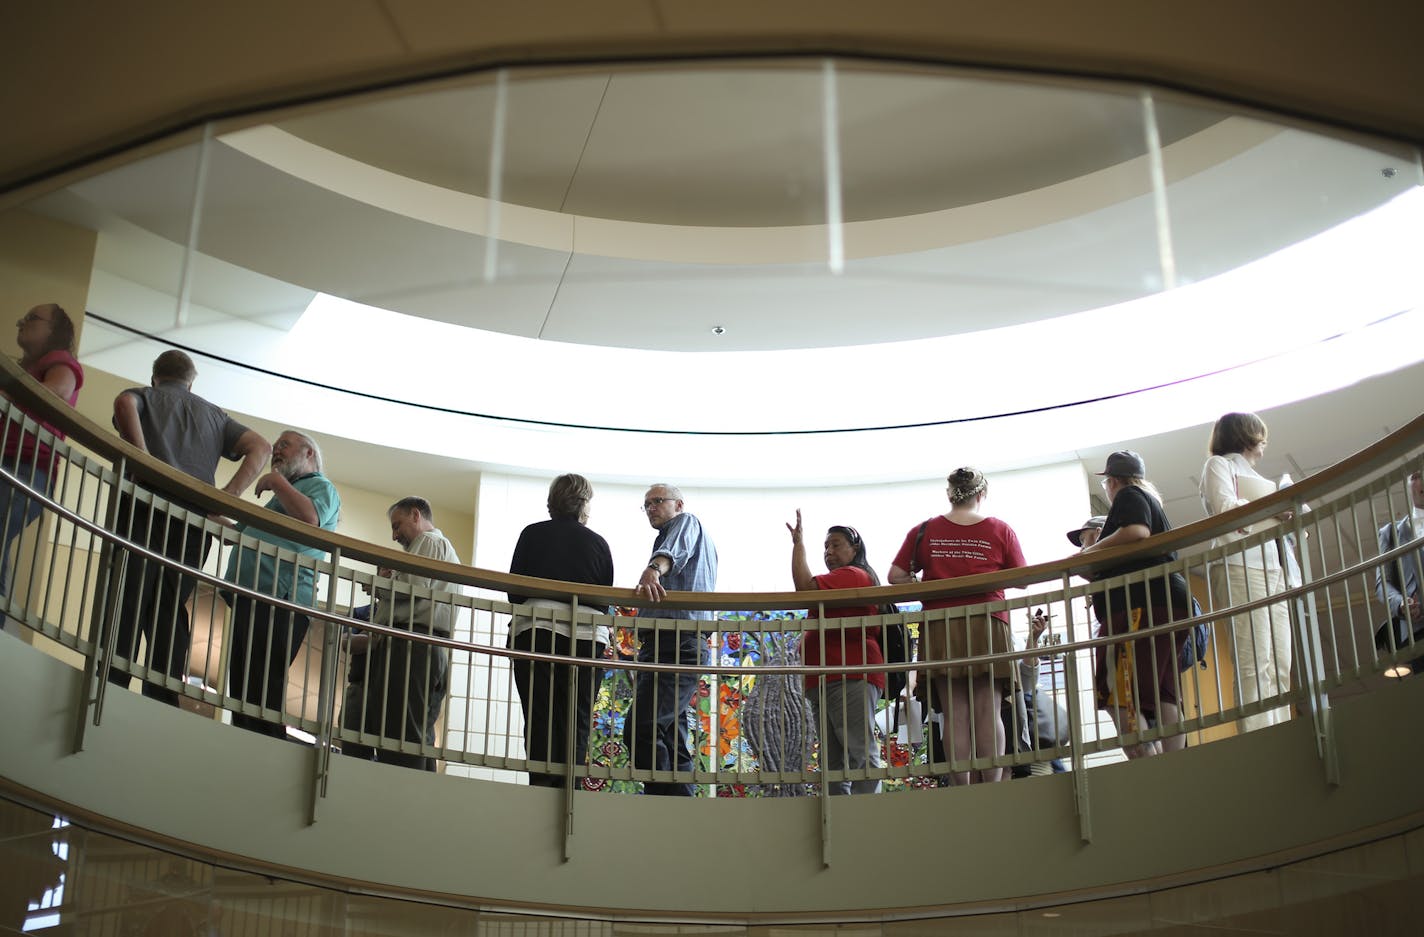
[3,355,1421,798]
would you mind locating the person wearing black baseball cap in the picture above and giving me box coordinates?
[1076,451,1191,758]
[1067,516,1106,548]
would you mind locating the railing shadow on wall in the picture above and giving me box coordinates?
[4,353,1423,804]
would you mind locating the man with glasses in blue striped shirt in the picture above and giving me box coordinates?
[629,484,718,796]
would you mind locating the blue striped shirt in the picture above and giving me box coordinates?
[649,512,718,621]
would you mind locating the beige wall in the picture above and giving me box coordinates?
[1183,572,1239,744]
[0,210,95,342]
[5,635,1423,916]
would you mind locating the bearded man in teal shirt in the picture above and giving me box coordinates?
[222,429,341,738]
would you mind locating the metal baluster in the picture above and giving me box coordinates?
[309,548,343,823]
[816,599,831,868]
[563,592,579,862]
[1061,572,1091,843]
[74,458,128,750]
[1291,492,1338,786]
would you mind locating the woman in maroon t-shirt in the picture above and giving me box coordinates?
[2,303,84,630]
[889,467,1026,785]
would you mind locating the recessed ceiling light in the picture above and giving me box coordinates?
[1384,664,1412,678]
[711,326,726,335]
[1041,911,1062,918]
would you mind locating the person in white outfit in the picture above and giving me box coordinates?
[1199,412,1293,733]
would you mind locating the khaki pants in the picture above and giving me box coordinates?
[1210,562,1292,732]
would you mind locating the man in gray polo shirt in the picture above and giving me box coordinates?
[343,496,461,771]
[107,350,270,706]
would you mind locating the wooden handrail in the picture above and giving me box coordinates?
[4,354,1421,612]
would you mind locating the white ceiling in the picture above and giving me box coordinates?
[273,65,1226,226]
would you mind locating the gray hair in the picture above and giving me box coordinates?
[389,496,433,521]
[286,430,323,475]
[647,482,683,501]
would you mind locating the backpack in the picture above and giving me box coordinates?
[881,520,931,699]
[879,606,909,699]
[1177,596,1211,672]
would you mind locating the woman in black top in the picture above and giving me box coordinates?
[1077,451,1190,758]
[508,473,614,787]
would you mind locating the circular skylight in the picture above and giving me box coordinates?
[26,57,1421,481]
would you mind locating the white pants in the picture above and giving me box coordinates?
[812,679,883,795]
[1210,563,1292,732]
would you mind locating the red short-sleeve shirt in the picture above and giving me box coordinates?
[4,350,84,466]
[891,515,1026,615]
[802,564,884,690]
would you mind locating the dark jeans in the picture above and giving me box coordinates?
[340,644,367,745]
[344,631,449,772]
[509,629,604,788]
[103,496,210,706]
[624,628,704,796]
[227,595,309,738]
[1001,692,1034,780]
[0,459,48,632]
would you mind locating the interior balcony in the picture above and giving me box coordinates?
[2,35,1423,935]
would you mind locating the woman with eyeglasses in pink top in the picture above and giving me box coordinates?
[2,304,83,631]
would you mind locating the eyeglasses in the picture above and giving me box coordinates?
[642,497,673,511]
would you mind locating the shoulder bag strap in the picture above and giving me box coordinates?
[911,520,929,575]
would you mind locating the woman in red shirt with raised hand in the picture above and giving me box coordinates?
[889,467,1026,785]
[2,303,84,632]
[788,510,884,795]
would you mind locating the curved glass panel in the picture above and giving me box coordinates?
[7,58,1419,485]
